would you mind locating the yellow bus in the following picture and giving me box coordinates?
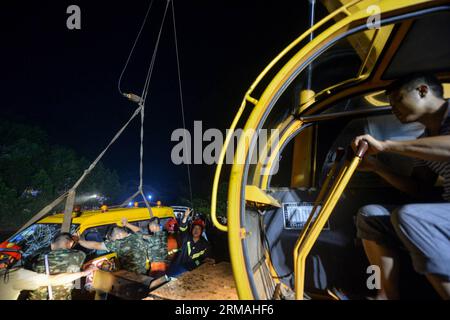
[0,206,175,280]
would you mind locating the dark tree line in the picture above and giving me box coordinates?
[0,120,122,230]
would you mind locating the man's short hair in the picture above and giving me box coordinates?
[110,226,129,238]
[386,73,444,98]
[52,233,73,245]
[149,217,160,225]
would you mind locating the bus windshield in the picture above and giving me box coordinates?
[7,223,79,259]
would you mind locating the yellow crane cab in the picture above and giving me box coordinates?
[211,0,450,300]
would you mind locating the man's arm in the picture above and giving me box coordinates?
[353,135,439,197]
[179,208,192,233]
[73,231,107,251]
[383,136,450,162]
[48,269,94,286]
[353,134,450,162]
[120,218,141,234]
[361,158,438,198]
[78,239,107,251]
[203,242,215,265]
[367,158,421,197]
[11,268,95,291]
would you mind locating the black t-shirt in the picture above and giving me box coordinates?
[413,101,450,201]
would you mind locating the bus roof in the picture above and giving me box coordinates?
[38,207,175,233]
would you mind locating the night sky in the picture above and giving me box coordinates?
[0,0,318,202]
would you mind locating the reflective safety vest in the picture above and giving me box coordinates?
[187,241,208,266]
[175,221,210,271]
[167,234,179,259]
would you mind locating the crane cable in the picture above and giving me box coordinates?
[15,104,143,235]
[141,0,170,105]
[171,0,194,208]
[118,0,155,96]
[121,0,171,215]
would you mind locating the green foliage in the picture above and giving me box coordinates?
[215,182,228,218]
[0,177,20,229]
[177,182,228,221]
[0,120,122,230]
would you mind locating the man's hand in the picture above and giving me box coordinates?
[120,217,128,227]
[182,208,192,224]
[149,223,161,233]
[352,134,386,156]
[82,265,98,277]
[121,218,141,234]
[72,231,81,242]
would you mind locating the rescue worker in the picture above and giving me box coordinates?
[354,73,450,300]
[168,208,211,277]
[73,205,83,217]
[164,218,180,263]
[120,217,168,277]
[77,225,148,275]
[0,266,96,300]
[28,233,86,300]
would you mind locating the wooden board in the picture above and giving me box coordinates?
[92,269,153,300]
[145,262,238,300]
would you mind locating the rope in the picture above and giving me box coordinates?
[118,0,155,96]
[138,0,170,213]
[60,105,143,232]
[140,0,171,105]
[13,192,69,236]
[16,104,143,234]
[122,0,171,215]
[121,190,141,207]
[72,106,142,191]
[138,101,152,215]
[171,0,194,208]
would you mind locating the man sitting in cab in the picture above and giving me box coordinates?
[77,226,148,275]
[353,73,450,300]
[168,209,212,277]
[28,233,86,300]
[120,217,168,277]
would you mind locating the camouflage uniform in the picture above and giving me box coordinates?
[144,231,168,263]
[104,233,148,275]
[29,249,86,300]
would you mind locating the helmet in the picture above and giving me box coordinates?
[165,218,178,232]
[0,242,22,270]
[192,219,206,230]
